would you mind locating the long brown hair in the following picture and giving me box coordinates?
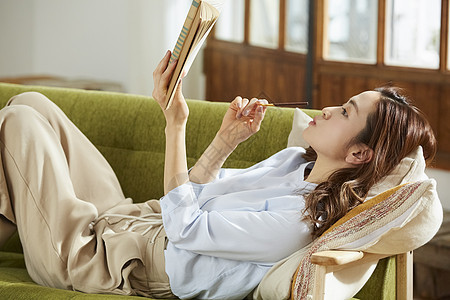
[303,86,437,238]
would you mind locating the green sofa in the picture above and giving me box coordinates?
[0,83,394,299]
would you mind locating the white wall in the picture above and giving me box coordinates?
[426,168,450,211]
[0,1,34,77]
[0,0,205,99]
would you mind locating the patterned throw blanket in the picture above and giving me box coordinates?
[291,180,438,299]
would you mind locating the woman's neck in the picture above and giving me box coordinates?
[305,156,348,184]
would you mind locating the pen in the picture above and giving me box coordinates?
[259,102,309,107]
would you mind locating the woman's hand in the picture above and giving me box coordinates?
[152,50,189,127]
[218,96,268,148]
[153,51,190,194]
[189,97,267,184]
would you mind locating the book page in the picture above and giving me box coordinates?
[183,5,218,74]
[204,0,224,12]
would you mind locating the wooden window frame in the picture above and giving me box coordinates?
[318,0,449,72]
[314,0,450,170]
[213,0,304,52]
[206,0,450,169]
[211,0,450,82]
[208,0,312,102]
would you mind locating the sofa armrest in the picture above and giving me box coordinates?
[311,250,389,270]
[311,250,364,266]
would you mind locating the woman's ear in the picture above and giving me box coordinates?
[345,144,374,165]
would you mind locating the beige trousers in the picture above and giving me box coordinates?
[0,92,174,298]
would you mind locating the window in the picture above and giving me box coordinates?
[215,0,245,43]
[385,0,441,69]
[205,0,450,171]
[285,0,309,53]
[324,0,378,64]
[249,0,280,49]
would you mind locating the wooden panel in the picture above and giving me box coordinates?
[276,62,290,101]
[316,73,344,108]
[312,61,449,169]
[204,47,222,101]
[342,76,369,101]
[221,52,237,101]
[246,55,264,98]
[236,54,251,98]
[204,40,307,105]
[410,83,440,131]
[367,78,390,90]
[263,59,278,100]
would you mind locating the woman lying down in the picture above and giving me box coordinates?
[0,51,436,299]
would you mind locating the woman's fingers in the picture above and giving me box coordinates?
[152,50,180,105]
[242,98,267,132]
[152,51,170,101]
[242,98,267,116]
[231,96,268,127]
[232,97,269,120]
[153,50,171,80]
[159,50,172,70]
[234,97,249,118]
[252,100,267,132]
[161,58,178,84]
[241,98,257,116]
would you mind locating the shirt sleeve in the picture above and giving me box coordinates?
[189,147,307,196]
[218,147,307,179]
[160,182,312,264]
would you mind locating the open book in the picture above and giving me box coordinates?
[165,0,223,110]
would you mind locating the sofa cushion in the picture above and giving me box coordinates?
[287,108,313,149]
[0,83,300,202]
[287,106,429,194]
[367,146,429,198]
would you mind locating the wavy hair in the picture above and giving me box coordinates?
[303,86,437,238]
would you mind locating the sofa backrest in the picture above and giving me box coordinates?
[0,83,310,203]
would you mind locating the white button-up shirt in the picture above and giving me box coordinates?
[160,147,316,299]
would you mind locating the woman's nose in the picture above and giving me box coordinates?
[322,107,331,120]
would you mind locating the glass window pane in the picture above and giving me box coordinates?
[385,0,441,69]
[324,0,378,64]
[250,0,279,49]
[285,0,309,53]
[215,0,245,43]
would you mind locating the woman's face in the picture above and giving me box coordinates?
[303,91,380,162]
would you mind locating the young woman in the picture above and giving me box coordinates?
[0,50,436,299]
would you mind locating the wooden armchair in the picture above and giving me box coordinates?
[290,179,441,300]
[311,250,413,300]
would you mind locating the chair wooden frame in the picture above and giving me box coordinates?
[311,250,413,300]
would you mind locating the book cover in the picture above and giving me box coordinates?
[165,0,223,109]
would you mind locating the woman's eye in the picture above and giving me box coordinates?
[341,107,348,117]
